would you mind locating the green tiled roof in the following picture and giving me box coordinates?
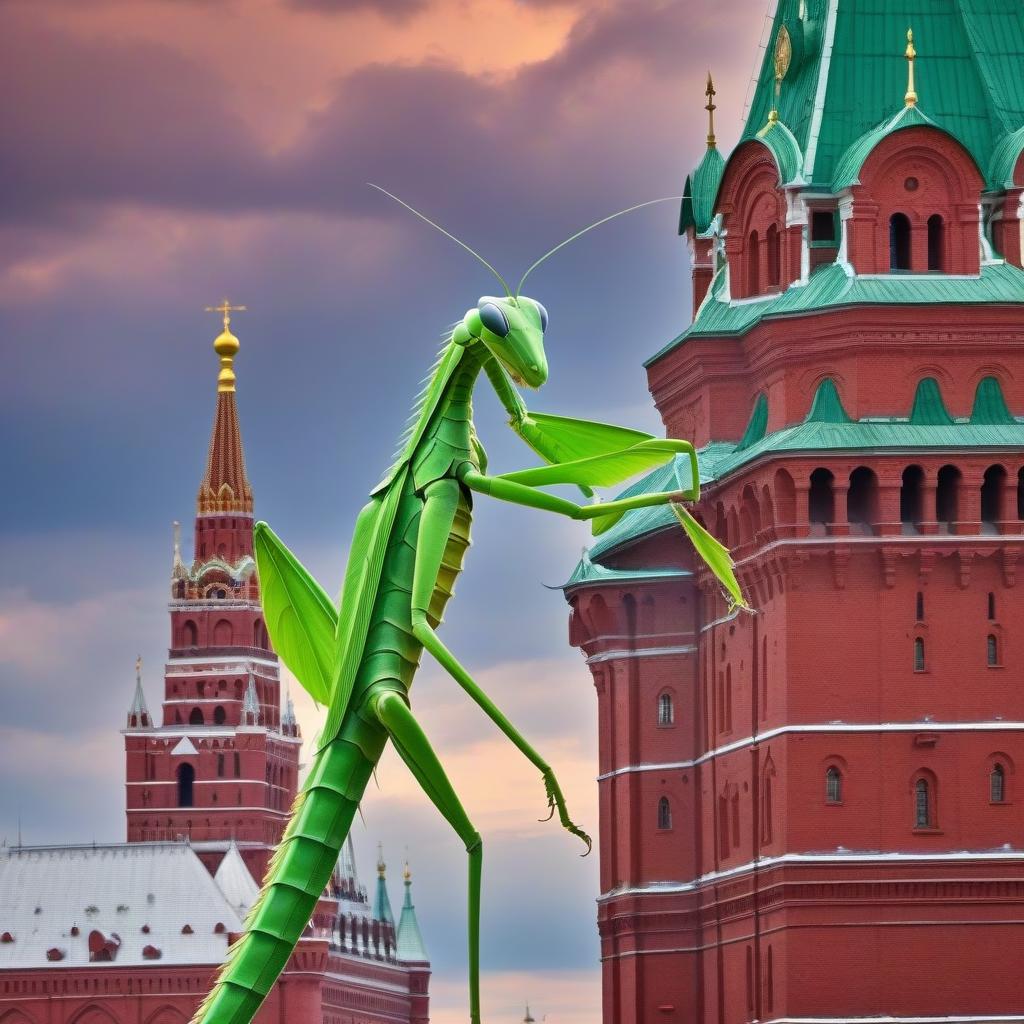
[646,261,1024,363]
[562,553,691,590]
[742,0,1024,192]
[679,146,726,235]
[972,375,1016,423]
[909,377,955,425]
[755,117,805,185]
[736,393,769,451]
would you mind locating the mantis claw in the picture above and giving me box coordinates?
[542,768,591,854]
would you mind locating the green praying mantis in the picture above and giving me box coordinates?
[191,189,746,1024]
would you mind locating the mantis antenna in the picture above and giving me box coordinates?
[368,183,513,297]
[515,196,683,297]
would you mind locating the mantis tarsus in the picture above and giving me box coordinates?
[191,191,745,1024]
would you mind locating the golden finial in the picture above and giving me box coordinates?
[769,25,793,124]
[905,28,918,107]
[705,72,717,149]
[205,300,246,393]
[403,860,411,883]
[377,841,386,879]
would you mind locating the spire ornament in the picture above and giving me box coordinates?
[705,72,717,149]
[205,300,246,394]
[769,25,793,123]
[905,28,918,108]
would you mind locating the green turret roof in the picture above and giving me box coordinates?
[831,103,939,190]
[373,845,395,926]
[741,0,1024,192]
[396,865,428,963]
[679,145,726,235]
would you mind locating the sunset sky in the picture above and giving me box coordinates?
[0,1,766,1020]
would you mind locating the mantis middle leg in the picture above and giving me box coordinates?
[411,479,590,849]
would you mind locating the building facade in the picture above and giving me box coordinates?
[0,310,430,1024]
[564,4,1024,1023]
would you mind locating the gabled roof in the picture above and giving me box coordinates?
[754,117,805,186]
[740,0,1024,191]
[0,843,243,969]
[213,841,260,917]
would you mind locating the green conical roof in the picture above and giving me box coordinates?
[741,0,1024,191]
[373,845,395,926]
[679,145,726,235]
[396,866,428,963]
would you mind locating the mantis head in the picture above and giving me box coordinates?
[464,295,548,389]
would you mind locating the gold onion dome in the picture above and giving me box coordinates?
[206,300,246,394]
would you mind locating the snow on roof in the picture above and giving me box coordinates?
[0,843,243,968]
[213,842,259,917]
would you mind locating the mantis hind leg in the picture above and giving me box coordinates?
[372,689,483,1024]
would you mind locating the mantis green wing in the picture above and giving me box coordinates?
[253,523,338,706]
[673,503,749,611]
[515,411,655,464]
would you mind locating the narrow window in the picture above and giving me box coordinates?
[981,465,1007,531]
[657,797,672,830]
[988,634,999,667]
[847,466,878,534]
[177,764,195,808]
[900,465,924,532]
[233,752,241,778]
[189,707,204,726]
[808,468,835,526]
[216,753,224,778]
[213,705,226,726]
[761,772,773,844]
[658,692,674,726]
[731,792,741,847]
[991,764,1006,803]
[936,465,961,529]
[766,223,781,287]
[914,637,926,672]
[747,231,760,295]
[826,766,842,803]
[890,212,911,271]
[916,591,925,621]
[989,592,997,620]
[915,778,932,827]
[927,214,944,271]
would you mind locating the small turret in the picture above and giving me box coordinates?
[126,656,151,729]
[241,672,260,726]
[281,688,299,738]
[396,861,428,963]
[373,844,395,926]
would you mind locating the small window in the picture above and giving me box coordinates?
[988,592,996,621]
[927,214,944,272]
[890,213,911,271]
[915,778,932,828]
[177,764,195,808]
[213,705,226,726]
[826,766,842,803]
[987,634,999,667]
[991,764,1006,803]
[811,210,836,242]
[657,692,674,726]
[914,637,926,672]
[216,753,224,778]
[189,707,204,726]
[747,231,760,295]
[657,797,672,830]
[233,752,241,778]
[915,591,925,622]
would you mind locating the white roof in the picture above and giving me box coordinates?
[212,842,259,917]
[0,843,244,968]
[170,736,198,756]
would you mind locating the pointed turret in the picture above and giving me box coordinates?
[373,844,395,926]
[126,656,151,730]
[242,672,261,726]
[396,861,428,963]
[281,688,299,738]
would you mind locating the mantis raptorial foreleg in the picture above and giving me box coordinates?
[372,690,483,1022]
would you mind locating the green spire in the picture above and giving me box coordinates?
[805,378,852,424]
[396,861,429,962]
[909,378,954,426]
[971,376,1015,425]
[373,843,395,926]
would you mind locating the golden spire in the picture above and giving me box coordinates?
[377,841,386,879]
[205,299,246,394]
[705,72,717,149]
[403,860,411,883]
[769,25,793,124]
[904,28,918,107]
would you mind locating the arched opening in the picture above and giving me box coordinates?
[987,634,999,667]
[914,637,926,672]
[927,214,945,271]
[981,465,1007,532]
[657,692,674,726]
[916,591,925,621]
[766,223,781,288]
[213,706,226,726]
[991,763,1006,803]
[181,620,198,648]
[189,707,204,726]
[890,212,911,271]
[213,619,233,646]
[900,465,924,532]
[254,620,268,648]
[773,469,796,531]
[176,764,195,808]
[847,466,879,534]
[747,230,760,295]
[935,465,961,530]
[657,797,672,830]
[808,468,835,531]
[826,766,842,804]
[914,777,934,828]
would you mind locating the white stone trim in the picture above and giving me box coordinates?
[586,644,696,665]
[165,656,279,669]
[803,0,840,180]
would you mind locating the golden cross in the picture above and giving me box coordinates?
[205,299,247,330]
[705,72,717,149]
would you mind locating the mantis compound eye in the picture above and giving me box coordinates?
[534,301,548,331]
[478,302,510,338]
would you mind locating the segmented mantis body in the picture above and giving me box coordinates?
[192,194,745,1024]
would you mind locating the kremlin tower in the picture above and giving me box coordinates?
[565,3,1024,1022]
[124,302,300,881]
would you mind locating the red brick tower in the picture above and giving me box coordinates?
[565,5,1024,1022]
[124,304,301,880]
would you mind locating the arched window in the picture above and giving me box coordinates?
[936,465,961,529]
[915,778,933,828]
[890,213,911,271]
[927,214,944,271]
[989,592,997,620]
[914,637,926,672]
[991,764,1006,803]
[916,591,925,621]
[900,465,924,532]
[747,231,760,295]
[181,620,198,648]
[188,707,204,726]
[177,764,195,808]
[657,692,674,726]
[213,706,226,726]
[213,619,233,646]
[847,467,878,534]
[987,634,999,667]
[808,468,835,528]
[657,797,672,830]
[766,223,781,287]
[826,766,842,803]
